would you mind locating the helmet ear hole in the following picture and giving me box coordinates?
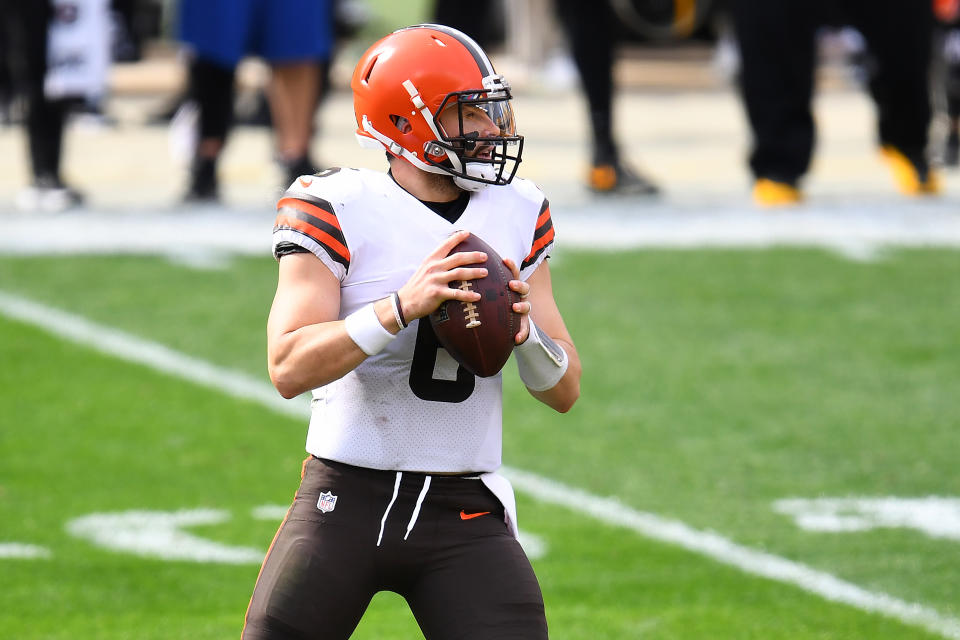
[389,115,413,134]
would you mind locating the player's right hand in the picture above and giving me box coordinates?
[397,230,486,321]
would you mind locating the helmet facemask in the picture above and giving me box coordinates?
[425,77,524,191]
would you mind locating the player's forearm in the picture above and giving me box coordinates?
[268,322,368,398]
[268,298,401,398]
[269,316,399,398]
[528,339,581,412]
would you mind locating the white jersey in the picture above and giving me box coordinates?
[271,168,555,473]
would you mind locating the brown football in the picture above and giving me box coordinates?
[429,233,521,378]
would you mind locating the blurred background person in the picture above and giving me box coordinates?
[0,0,111,212]
[934,0,960,167]
[432,0,505,52]
[176,0,334,202]
[554,0,660,196]
[731,0,938,207]
[432,0,660,197]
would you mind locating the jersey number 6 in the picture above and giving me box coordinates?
[408,320,475,403]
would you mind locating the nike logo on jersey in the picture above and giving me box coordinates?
[299,177,313,188]
[459,510,490,520]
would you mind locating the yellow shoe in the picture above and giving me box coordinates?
[880,145,941,195]
[753,178,802,207]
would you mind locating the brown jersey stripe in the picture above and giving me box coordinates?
[535,198,550,225]
[276,204,347,248]
[521,226,554,270]
[275,196,349,262]
[531,209,553,243]
[522,201,554,269]
[277,196,342,231]
[274,213,350,268]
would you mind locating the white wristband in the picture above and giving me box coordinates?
[344,302,396,356]
[514,321,569,391]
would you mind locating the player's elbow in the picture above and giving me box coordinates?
[269,361,303,399]
[534,371,580,413]
[272,377,301,400]
[552,382,580,413]
[275,384,301,400]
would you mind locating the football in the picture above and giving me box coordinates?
[429,233,520,377]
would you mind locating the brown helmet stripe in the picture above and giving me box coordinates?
[400,23,495,77]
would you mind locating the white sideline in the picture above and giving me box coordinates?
[1,200,960,257]
[2,290,958,639]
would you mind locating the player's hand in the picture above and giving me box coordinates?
[504,257,531,344]
[397,230,487,321]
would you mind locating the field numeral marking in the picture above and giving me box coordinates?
[66,509,264,564]
[774,497,960,541]
[53,507,548,564]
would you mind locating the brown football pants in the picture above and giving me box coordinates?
[241,456,548,639]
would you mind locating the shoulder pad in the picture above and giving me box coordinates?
[283,167,368,209]
[509,176,547,207]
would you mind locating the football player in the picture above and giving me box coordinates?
[243,24,581,640]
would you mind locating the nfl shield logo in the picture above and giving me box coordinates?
[317,491,338,513]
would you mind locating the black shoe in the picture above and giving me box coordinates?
[587,162,660,196]
[184,157,219,202]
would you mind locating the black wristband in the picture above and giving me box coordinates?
[392,292,408,329]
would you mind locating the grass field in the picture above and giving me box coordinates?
[1,247,959,639]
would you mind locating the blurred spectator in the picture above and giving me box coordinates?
[432,0,659,196]
[731,0,938,206]
[554,0,660,196]
[935,0,960,166]
[432,0,506,51]
[176,0,334,202]
[0,0,111,212]
[0,29,12,126]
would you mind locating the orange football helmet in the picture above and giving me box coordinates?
[351,24,523,190]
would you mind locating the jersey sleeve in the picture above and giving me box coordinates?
[272,192,351,280]
[520,197,554,276]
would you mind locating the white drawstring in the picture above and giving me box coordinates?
[377,472,402,547]
[404,476,432,540]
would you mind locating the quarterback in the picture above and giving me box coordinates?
[243,24,581,640]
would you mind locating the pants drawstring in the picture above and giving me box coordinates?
[404,475,432,541]
[376,472,402,547]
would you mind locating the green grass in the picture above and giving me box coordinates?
[1,248,958,638]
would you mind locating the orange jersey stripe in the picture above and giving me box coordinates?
[535,207,551,229]
[275,212,351,264]
[277,197,342,231]
[525,225,555,262]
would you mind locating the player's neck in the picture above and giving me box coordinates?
[389,159,462,202]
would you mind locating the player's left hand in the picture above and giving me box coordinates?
[503,257,531,344]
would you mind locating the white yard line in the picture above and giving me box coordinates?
[2,290,959,639]
[502,468,960,640]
